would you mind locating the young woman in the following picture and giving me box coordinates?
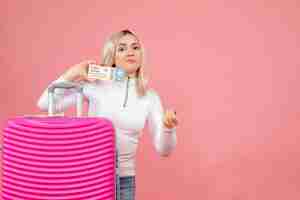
[37,29,178,200]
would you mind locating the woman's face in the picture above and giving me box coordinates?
[114,34,142,76]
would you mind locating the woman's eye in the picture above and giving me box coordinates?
[118,48,125,52]
[133,46,140,50]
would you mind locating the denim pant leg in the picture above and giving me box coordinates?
[116,176,136,200]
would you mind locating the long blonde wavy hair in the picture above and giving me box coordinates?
[100,29,148,97]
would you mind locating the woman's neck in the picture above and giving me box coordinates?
[127,72,137,78]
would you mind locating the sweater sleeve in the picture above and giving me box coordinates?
[36,76,87,114]
[147,90,177,157]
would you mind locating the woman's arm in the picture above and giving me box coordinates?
[37,60,96,114]
[147,90,177,157]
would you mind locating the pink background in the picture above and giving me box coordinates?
[1,0,300,199]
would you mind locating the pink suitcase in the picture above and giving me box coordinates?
[1,82,120,200]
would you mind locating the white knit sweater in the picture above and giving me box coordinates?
[37,76,177,177]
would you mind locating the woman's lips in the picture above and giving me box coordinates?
[126,59,136,63]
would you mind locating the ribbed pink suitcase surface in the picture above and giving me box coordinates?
[1,82,118,199]
[2,116,116,200]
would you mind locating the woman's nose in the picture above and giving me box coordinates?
[126,52,135,57]
[126,48,135,56]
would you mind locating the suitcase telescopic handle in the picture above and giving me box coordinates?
[48,82,84,117]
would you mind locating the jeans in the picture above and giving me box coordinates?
[116,176,136,200]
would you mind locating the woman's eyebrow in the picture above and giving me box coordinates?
[118,42,140,46]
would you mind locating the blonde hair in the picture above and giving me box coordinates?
[100,29,148,97]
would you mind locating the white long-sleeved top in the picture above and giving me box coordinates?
[37,76,177,177]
